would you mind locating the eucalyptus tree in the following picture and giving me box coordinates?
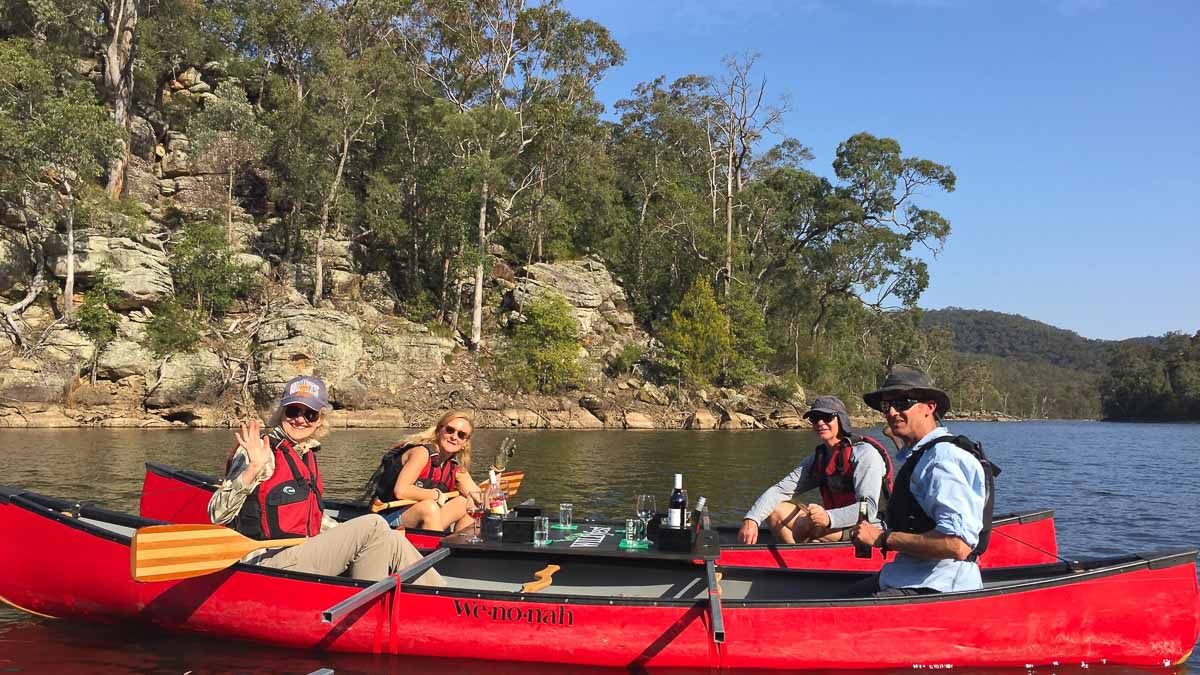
[0,40,119,341]
[396,0,622,348]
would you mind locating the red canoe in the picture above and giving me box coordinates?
[140,461,1059,568]
[1,486,1196,669]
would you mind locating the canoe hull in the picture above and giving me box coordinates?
[2,488,1197,669]
[141,462,1059,570]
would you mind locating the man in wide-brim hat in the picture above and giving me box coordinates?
[849,365,997,596]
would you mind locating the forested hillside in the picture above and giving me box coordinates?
[923,308,1111,373]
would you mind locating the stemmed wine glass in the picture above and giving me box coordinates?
[635,494,656,544]
[465,490,485,543]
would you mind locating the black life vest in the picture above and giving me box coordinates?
[884,434,1001,561]
[230,428,325,540]
[371,443,460,502]
[815,434,895,512]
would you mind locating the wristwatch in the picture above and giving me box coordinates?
[879,529,892,554]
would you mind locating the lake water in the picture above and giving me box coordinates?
[1,421,1198,673]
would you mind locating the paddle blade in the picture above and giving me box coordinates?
[132,523,262,583]
[496,470,524,497]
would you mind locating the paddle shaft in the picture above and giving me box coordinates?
[372,490,461,513]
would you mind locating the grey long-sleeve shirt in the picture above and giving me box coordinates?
[743,440,889,529]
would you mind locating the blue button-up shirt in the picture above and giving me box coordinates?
[878,426,987,593]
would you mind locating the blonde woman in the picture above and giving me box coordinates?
[208,375,443,584]
[368,410,483,532]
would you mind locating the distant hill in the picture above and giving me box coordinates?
[921,308,1116,373]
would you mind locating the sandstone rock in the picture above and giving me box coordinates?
[637,383,669,406]
[130,115,158,160]
[500,407,548,428]
[547,406,604,429]
[769,409,805,429]
[145,350,224,408]
[125,156,161,203]
[718,412,761,430]
[39,328,94,364]
[177,67,202,88]
[0,367,73,403]
[96,338,154,380]
[7,357,38,371]
[685,409,719,430]
[50,234,173,309]
[578,394,608,421]
[254,309,365,404]
[511,256,636,339]
[188,81,212,94]
[0,407,78,428]
[623,411,656,429]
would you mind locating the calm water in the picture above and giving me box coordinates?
[1,421,1198,673]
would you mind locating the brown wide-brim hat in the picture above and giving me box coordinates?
[863,365,952,416]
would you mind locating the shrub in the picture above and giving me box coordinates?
[608,342,644,376]
[764,374,804,404]
[75,267,120,348]
[170,218,255,317]
[496,292,585,394]
[145,301,202,358]
[656,277,732,387]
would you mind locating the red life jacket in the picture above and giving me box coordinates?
[229,428,325,540]
[815,434,895,511]
[371,443,460,503]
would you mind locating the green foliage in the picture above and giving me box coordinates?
[144,301,202,358]
[496,292,585,394]
[721,285,770,387]
[169,218,256,317]
[0,39,121,198]
[763,374,803,404]
[657,278,733,387]
[607,342,644,376]
[1101,332,1200,421]
[75,267,120,348]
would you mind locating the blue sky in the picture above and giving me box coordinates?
[564,0,1199,341]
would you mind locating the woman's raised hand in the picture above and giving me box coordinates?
[235,419,270,472]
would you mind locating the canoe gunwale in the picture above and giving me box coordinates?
[8,486,1195,612]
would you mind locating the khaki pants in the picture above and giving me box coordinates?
[257,514,446,586]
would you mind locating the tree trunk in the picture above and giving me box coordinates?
[102,0,137,199]
[63,205,76,319]
[470,179,489,350]
[226,166,235,244]
[312,130,353,306]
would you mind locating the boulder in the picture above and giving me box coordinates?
[0,366,73,403]
[637,383,669,406]
[144,349,225,408]
[96,338,154,380]
[177,66,202,88]
[623,411,656,429]
[359,319,456,401]
[130,115,158,160]
[685,409,719,430]
[254,309,365,404]
[511,256,636,339]
[500,408,548,428]
[578,394,608,422]
[50,234,173,310]
[554,406,604,429]
[769,409,805,429]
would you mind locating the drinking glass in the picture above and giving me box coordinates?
[533,516,550,546]
[465,491,485,544]
[558,503,573,529]
[625,518,640,545]
[636,494,655,543]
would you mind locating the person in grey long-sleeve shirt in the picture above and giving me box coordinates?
[738,396,892,545]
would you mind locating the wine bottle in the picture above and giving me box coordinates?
[691,496,708,537]
[853,498,871,559]
[668,473,686,528]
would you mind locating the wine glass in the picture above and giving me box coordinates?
[635,494,656,543]
[465,490,484,544]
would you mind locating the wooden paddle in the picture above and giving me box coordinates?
[131,523,305,583]
[369,469,525,513]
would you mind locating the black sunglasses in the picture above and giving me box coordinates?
[878,397,921,413]
[284,405,321,423]
[807,412,837,424]
[442,425,471,441]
